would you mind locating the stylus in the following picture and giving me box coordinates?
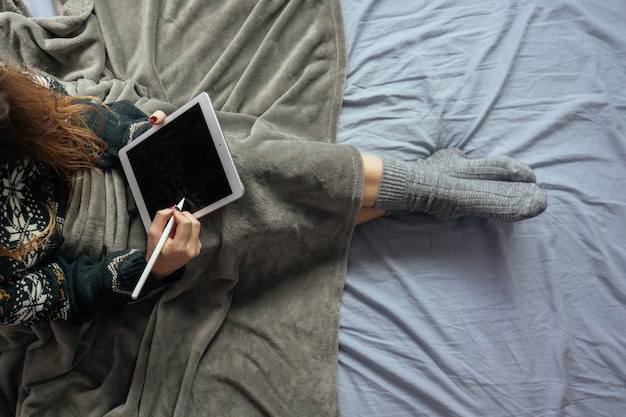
[131,197,186,300]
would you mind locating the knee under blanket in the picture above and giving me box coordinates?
[0,1,361,416]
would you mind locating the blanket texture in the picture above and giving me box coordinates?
[0,1,360,416]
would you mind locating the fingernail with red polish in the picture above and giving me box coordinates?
[149,116,158,124]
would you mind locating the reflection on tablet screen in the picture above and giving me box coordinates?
[125,104,232,219]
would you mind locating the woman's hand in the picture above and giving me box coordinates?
[146,207,202,280]
[145,111,201,279]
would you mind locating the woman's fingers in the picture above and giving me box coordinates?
[146,207,176,255]
[146,208,202,279]
[148,110,167,125]
[166,210,202,258]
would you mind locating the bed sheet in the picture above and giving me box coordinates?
[19,0,54,17]
[337,0,626,416]
[14,0,626,416]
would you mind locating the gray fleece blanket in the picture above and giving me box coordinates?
[0,1,362,416]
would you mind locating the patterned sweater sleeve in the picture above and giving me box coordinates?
[83,100,153,168]
[61,250,184,323]
[0,92,183,325]
[33,74,152,166]
[1,250,182,325]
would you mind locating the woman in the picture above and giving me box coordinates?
[0,64,547,326]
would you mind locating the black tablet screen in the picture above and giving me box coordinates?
[124,104,232,219]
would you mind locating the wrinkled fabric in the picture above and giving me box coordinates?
[337,1,626,416]
[0,1,360,416]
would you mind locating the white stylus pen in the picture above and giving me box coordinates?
[131,197,186,300]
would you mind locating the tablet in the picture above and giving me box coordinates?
[119,92,244,232]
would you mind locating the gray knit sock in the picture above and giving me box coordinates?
[374,148,547,221]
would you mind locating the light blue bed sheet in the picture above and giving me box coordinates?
[337,1,626,416]
[20,0,56,17]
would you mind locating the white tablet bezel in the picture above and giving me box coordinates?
[119,92,244,232]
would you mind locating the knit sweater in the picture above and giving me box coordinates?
[1,78,182,325]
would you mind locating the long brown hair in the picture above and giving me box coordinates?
[0,64,108,260]
[0,64,107,182]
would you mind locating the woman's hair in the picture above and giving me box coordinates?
[0,64,108,260]
[0,64,107,182]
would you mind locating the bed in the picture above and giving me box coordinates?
[337,1,626,415]
[3,0,626,416]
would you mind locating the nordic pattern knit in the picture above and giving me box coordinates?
[1,76,182,325]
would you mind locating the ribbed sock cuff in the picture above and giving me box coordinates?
[374,159,410,211]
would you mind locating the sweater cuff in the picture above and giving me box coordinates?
[70,249,185,323]
[114,249,186,297]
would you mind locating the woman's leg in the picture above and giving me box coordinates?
[357,154,386,224]
[357,150,548,223]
